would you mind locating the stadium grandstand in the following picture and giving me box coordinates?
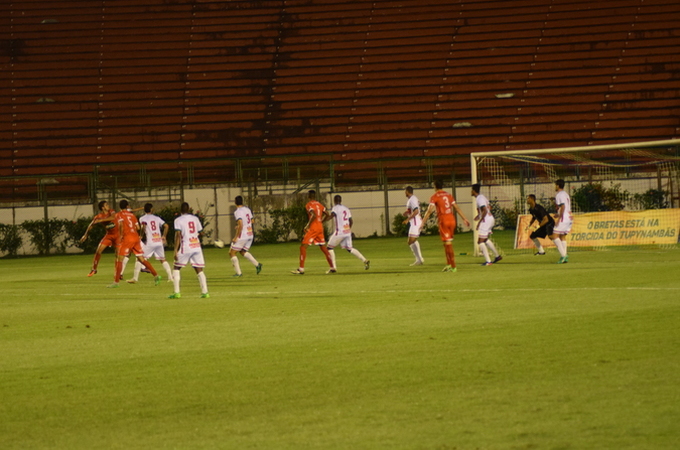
[0,0,678,204]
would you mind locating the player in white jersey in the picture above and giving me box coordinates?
[472,184,501,266]
[325,195,369,273]
[402,186,425,266]
[168,202,209,298]
[128,203,174,284]
[229,195,262,277]
[549,179,573,264]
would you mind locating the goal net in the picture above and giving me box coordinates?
[470,139,680,256]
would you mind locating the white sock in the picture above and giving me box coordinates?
[553,238,566,257]
[121,256,130,277]
[485,240,499,257]
[133,260,142,281]
[172,269,181,294]
[328,249,337,269]
[197,271,208,294]
[243,251,259,267]
[562,239,568,255]
[479,243,491,262]
[162,261,174,281]
[350,248,366,262]
[410,241,424,262]
[231,256,242,275]
[532,238,544,253]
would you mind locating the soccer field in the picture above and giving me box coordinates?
[1,233,679,449]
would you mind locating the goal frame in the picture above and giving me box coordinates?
[469,138,680,255]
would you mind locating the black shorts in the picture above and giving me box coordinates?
[530,223,554,239]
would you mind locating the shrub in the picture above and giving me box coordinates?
[256,205,308,243]
[632,188,668,210]
[571,182,627,212]
[21,218,70,255]
[489,199,520,230]
[63,217,105,254]
[0,224,23,257]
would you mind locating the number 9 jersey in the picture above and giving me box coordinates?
[173,213,205,268]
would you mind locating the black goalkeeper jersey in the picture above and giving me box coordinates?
[529,204,555,227]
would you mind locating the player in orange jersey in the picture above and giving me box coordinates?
[80,200,120,277]
[291,190,334,275]
[421,180,470,272]
[108,199,160,288]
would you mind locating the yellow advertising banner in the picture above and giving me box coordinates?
[515,209,680,249]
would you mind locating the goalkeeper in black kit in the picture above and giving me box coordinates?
[526,195,555,255]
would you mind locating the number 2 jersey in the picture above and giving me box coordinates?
[331,204,352,236]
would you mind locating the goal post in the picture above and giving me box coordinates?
[470,139,680,256]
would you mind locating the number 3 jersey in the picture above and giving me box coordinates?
[234,206,254,239]
[174,214,203,252]
[429,190,456,224]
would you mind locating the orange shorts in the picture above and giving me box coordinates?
[118,237,143,257]
[99,235,118,248]
[302,226,326,245]
[438,218,456,242]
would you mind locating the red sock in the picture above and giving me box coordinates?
[142,260,158,276]
[446,245,456,267]
[114,260,122,283]
[93,253,101,270]
[320,246,333,267]
[299,245,307,268]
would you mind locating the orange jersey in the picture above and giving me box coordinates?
[95,209,119,238]
[306,200,326,230]
[429,190,455,223]
[116,210,140,238]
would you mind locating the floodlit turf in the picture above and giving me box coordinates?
[1,232,679,449]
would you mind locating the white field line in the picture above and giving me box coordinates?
[29,286,679,297]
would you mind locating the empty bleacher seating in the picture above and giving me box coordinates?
[1,0,678,193]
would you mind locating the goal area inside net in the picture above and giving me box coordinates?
[470,139,680,255]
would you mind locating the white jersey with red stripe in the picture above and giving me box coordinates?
[140,213,165,245]
[331,204,352,236]
[174,214,203,252]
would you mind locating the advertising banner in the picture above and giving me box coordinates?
[515,209,680,249]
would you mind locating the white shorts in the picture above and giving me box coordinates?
[478,216,495,238]
[553,217,573,235]
[408,223,421,238]
[174,249,205,268]
[328,233,352,250]
[231,237,253,252]
[143,242,166,260]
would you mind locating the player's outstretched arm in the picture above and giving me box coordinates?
[453,204,470,228]
[403,207,420,225]
[420,204,436,230]
[161,223,169,243]
[173,230,181,261]
[232,219,243,244]
[80,219,97,243]
[303,209,316,231]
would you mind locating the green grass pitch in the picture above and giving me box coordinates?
[1,232,679,449]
